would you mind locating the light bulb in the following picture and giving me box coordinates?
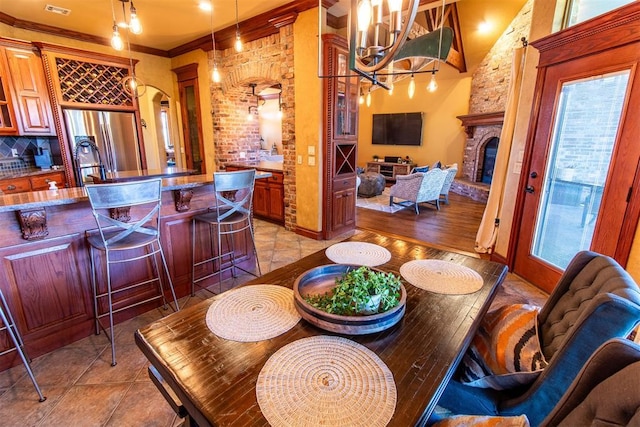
[427,72,438,92]
[129,4,142,34]
[388,0,402,13]
[278,109,283,119]
[366,91,371,107]
[111,25,124,51]
[129,78,138,91]
[235,33,243,52]
[212,65,221,83]
[389,82,394,96]
[357,0,372,32]
[408,75,415,99]
[247,112,254,121]
[359,94,364,105]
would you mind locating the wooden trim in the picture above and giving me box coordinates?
[172,64,199,82]
[532,2,640,67]
[0,13,168,57]
[168,0,318,57]
[489,252,508,266]
[294,226,324,240]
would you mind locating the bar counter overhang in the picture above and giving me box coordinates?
[0,172,270,370]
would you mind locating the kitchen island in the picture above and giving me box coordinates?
[0,172,269,370]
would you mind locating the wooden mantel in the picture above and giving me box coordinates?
[457,111,505,138]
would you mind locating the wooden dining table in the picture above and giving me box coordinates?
[135,230,508,426]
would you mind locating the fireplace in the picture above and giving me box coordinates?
[452,112,505,202]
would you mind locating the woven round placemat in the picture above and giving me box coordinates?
[400,259,484,294]
[256,335,396,427]
[325,242,392,267]
[205,285,301,342]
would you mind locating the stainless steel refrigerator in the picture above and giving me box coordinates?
[64,109,142,182]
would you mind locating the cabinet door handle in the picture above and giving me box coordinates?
[7,185,16,190]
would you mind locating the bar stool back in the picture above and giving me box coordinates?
[85,178,179,366]
[191,169,261,295]
[0,289,45,402]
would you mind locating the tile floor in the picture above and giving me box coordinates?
[0,220,547,426]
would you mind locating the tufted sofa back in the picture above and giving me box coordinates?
[538,251,640,360]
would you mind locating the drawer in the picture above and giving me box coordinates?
[332,176,356,191]
[268,172,284,184]
[31,172,65,190]
[0,177,31,194]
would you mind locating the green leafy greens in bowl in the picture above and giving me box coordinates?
[303,266,402,316]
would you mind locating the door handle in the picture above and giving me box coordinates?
[525,185,535,194]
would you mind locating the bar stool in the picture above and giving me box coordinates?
[191,169,262,295]
[85,178,179,366]
[0,289,46,402]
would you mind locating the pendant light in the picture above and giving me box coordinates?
[110,0,123,51]
[358,88,365,105]
[408,74,416,99]
[128,2,142,34]
[427,71,438,92]
[234,0,243,52]
[209,6,221,83]
[365,88,372,107]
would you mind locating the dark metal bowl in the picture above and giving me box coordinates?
[293,264,407,335]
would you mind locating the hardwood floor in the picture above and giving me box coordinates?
[356,192,486,256]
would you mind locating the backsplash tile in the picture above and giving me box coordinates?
[0,136,61,177]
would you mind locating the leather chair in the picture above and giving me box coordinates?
[435,251,640,426]
[389,168,448,213]
[542,337,640,426]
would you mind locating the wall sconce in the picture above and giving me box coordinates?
[247,106,258,121]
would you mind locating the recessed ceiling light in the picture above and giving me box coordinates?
[44,4,71,16]
[199,1,213,12]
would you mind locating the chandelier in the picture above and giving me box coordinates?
[349,0,453,89]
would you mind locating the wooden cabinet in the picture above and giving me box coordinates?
[227,165,285,224]
[253,172,284,223]
[0,50,18,134]
[322,34,359,239]
[0,40,54,136]
[0,170,66,194]
[366,162,414,182]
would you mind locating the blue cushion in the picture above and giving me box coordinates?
[412,166,429,174]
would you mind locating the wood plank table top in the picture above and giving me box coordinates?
[135,231,507,426]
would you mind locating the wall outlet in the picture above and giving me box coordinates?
[308,156,315,166]
[308,146,315,155]
[11,148,18,157]
[297,155,303,164]
[239,151,246,159]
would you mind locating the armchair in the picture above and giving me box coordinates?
[389,168,447,213]
[440,163,458,204]
[435,250,640,426]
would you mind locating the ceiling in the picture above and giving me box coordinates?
[0,0,528,71]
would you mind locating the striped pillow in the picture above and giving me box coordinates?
[459,304,547,390]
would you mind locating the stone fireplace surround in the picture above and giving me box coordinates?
[452,112,505,202]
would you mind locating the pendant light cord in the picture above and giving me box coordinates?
[434,0,446,73]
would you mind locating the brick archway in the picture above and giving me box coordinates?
[209,27,296,230]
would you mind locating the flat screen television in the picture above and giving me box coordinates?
[372,112,423,146]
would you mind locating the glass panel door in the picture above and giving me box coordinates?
[531,70,630,269]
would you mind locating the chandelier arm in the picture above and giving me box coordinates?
[355,0,419,74]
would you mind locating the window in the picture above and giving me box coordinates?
[563,0,634,27]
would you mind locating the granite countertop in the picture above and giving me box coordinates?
[0,171,272,213]
[226,160,284,173]
[0,167,65,180]
[91,167,196,181]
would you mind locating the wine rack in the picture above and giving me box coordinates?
[55,58,133,106]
